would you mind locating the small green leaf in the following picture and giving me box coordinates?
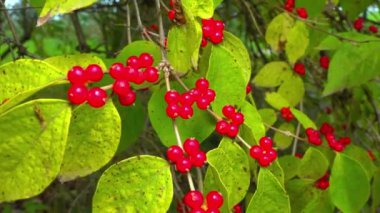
[278,155,301,181]
[246,169,291,213]
[207,138,251,209]
[92,156,173,212]
[285,179,318,212]
[182,0,214,18]
[37,0,97,26]
[0,99,71,202]
[265,92,290,110]
[241,101,266,144]
[286,21,309,64]
[278,74,304,107]
[265,13,295,51]
[59,101,121,182]
[148,81,214,147]
[298,147,329,180]
[258,108,277,127]
[253,61,292,88]
[274,123,295,149]
[291,108,317,129]
[330,153,371,213]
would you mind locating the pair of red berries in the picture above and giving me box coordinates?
[315,172,330,190]
[67,64,108,108]
[280,107,294,122]
[284,0,308,19]
[353,17,378,33]
[325,133,350,152]
[293,63,306,76]
[320,56,330,69]
[165,78,216,119]
[201,18,225,47]
[305,128,322,145]
[215,105,245,138]
[183,190,223,213]
[249,137,278,167]
[167,138,206,173]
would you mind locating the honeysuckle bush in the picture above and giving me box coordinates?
[0,0,380,212]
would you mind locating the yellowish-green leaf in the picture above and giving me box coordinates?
[265,13,294,51]
[241,101,266,144]
[278,73,305,107]
[182,0,214,19]
[298,147,329,180]
[253,61,292,88]
[265,92,290,110]
[291,108,317,129]
[286,21,309,64]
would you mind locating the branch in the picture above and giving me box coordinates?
[126,3,132,44]
[70,11,91,52]
[292,101,303,155]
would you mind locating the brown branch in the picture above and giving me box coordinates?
[70,11,91,53]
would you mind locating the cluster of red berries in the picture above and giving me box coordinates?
[280,107,294,122]
[167,0,176,20]
[284,0,308,19]
[305,128,322,145]
[315,172,330,190]
[321,122,351,152]
[183,190,224,213]
[215,105,245,138]
[201,18,225,47]
[293,63,305,76]
[249,137,278,167]
[320,55,330,69]
[167,138,206,173]
[165,78,215,119]
[353,17,378,33]
[67,64,108,108]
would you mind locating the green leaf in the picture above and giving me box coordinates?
[92,156,173,212]
[45,54,107,76]
[285,179,318,213]
[0,59,63,114]
[298,147,329,180]
[372,170,380,212]
[278,74,304,107]
[291,108,317,129]
[203,167,230,213]
[246,169,291,213]
[340,0,373,20]
[343,145,377,180]
[0,99,71,202]
[323,34,380,96]
[167,15,202,73]
[295,0,326,18]
[207,31,251,114]
[253,61,292,88]
[303,190,334,213]
[274,123,295,149]
[59,101,121,182]
[182,0,214,18]
[258,108,277,127]
[148,81,214,147]
[329,153,371,213]
[207,138,251,209]
[278,155,301,181]
[241,101,266,144]
[265,92,290,110]
[265,13,295,51]
[37,0,97,26]
[286,21,309,64]
[316,36,342,50]
[267,160,286,186]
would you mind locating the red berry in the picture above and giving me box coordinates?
[369,25,378,33]
[118,90,136,106]
[67,66,87,84]
[125,66,139,81]
[227,124,239,138]
[295,153,303,158]
[214,20,225,31]
[183,190,204,209]
[258,155,272,167]
[280,107,294,122]
[144,67,159,82]
[168,10,176,20]
[305,128,322,145]
[246,84,252,94]
[338,137,351,145]
[167,145,184,163]
[284,0,295,12]
[127,56,140,68]
[109,63,126,80]
[139,53,154,67]
[320,56,330,69]
[222,105,235,118]
[86,64,103,82]
[296,8,308,19]
[293,63,305,76]
[320,122,334,135]
[181,92,196,106]
[195,78,209,92]
[216,120,229,135]
[131,72,145,85]
[231,112,244,125]
[206,209,220,213]
[206,191,224,209]
[353,17,364,31]
[202,24,213,38]
[201,37,208,47]
[190,88,202,101]
[113,80,130,95]
[190,151,207,167]
[169,0,175,7]
[87,87,107,108]
[184,138,200,155]
[191,209,206,213]
[259,137,273,150]
[196,97,210,110]
[204,89,216,102]
[250,145,263,159]
[166,103,180,118]
[315,180,330,190]
[368,150,376,161]
[165,90,181,104]
[176,157,192,173]
[210,31,224,44]
[179,105,194,119]
[233,204,242,213]
[266,149,277,161]
[68,85,88,105]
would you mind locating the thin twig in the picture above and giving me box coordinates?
[241,0,264,37]
[187,173,195,191]
[126,3,132,44]
[196,168,203,193]
[237,135,252,149]
[292,101,303,155]
[265,123,308,142]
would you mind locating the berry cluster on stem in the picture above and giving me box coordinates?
[353,17,378,33]
[249,137,278,167]
[183,190,224,213]
[280,107,294,122]
[215,105,245,138]
[201,18,225,46]
[315,172,330,190]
